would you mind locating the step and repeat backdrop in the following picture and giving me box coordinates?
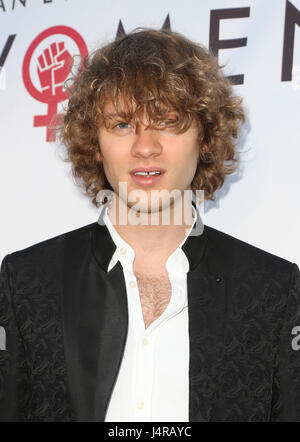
[0,0,299,265]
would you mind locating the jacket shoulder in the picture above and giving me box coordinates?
[3,222,97,271]
[204,224,295,274]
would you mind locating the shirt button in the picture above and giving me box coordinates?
[120,247,127,254]
[129,280,136,288]
[142,338,149,346]
[137,402,144,410]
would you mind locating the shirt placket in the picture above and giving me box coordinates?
[123,269,153,420]
[133,328,158,421]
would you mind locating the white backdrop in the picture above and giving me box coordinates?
[0,0,299,266]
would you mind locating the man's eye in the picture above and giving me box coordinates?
[157,119,177,129]
[114,122,131,130]
[162,118,177,125]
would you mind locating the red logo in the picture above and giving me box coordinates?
[22,26,88,142]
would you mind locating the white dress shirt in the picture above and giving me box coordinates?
[103,204,196,422]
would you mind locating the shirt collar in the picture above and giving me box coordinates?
[102,203,197,275]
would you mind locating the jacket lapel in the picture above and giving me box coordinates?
[183,211,227,422]
[62,224,128,422]
[187,260,227,421]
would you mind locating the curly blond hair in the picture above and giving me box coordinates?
[58,28,245,207]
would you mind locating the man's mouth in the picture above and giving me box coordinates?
[130,167,166,176]
[132,171,162,176]
[129,167,166,186]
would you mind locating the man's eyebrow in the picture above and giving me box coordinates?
[103,112,119,119]
[103,110,178,118]
[102,111,180,125]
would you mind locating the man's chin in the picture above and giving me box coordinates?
[113,184,192,215]
[126,200,166,214]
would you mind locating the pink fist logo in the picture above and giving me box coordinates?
[37,41,73,98]
[22,26,88,142]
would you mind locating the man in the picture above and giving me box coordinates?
[0,28,300,422]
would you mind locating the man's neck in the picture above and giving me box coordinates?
[106,195,195,262]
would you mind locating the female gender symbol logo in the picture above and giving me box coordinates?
[22,26,88,142]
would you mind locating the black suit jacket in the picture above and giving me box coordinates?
[0,215,300,422]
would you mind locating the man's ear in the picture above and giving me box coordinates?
[201,143,209,153]
[95,150,101,162]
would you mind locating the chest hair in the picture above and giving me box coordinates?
[134,270,172,329]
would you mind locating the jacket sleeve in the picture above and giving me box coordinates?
[0,254,30,421]
[270,262,300,421]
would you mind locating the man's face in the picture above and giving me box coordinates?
[96,100,201,214]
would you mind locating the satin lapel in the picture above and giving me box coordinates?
[62,227,128,422]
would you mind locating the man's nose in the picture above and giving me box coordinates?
[131,125,162,158]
